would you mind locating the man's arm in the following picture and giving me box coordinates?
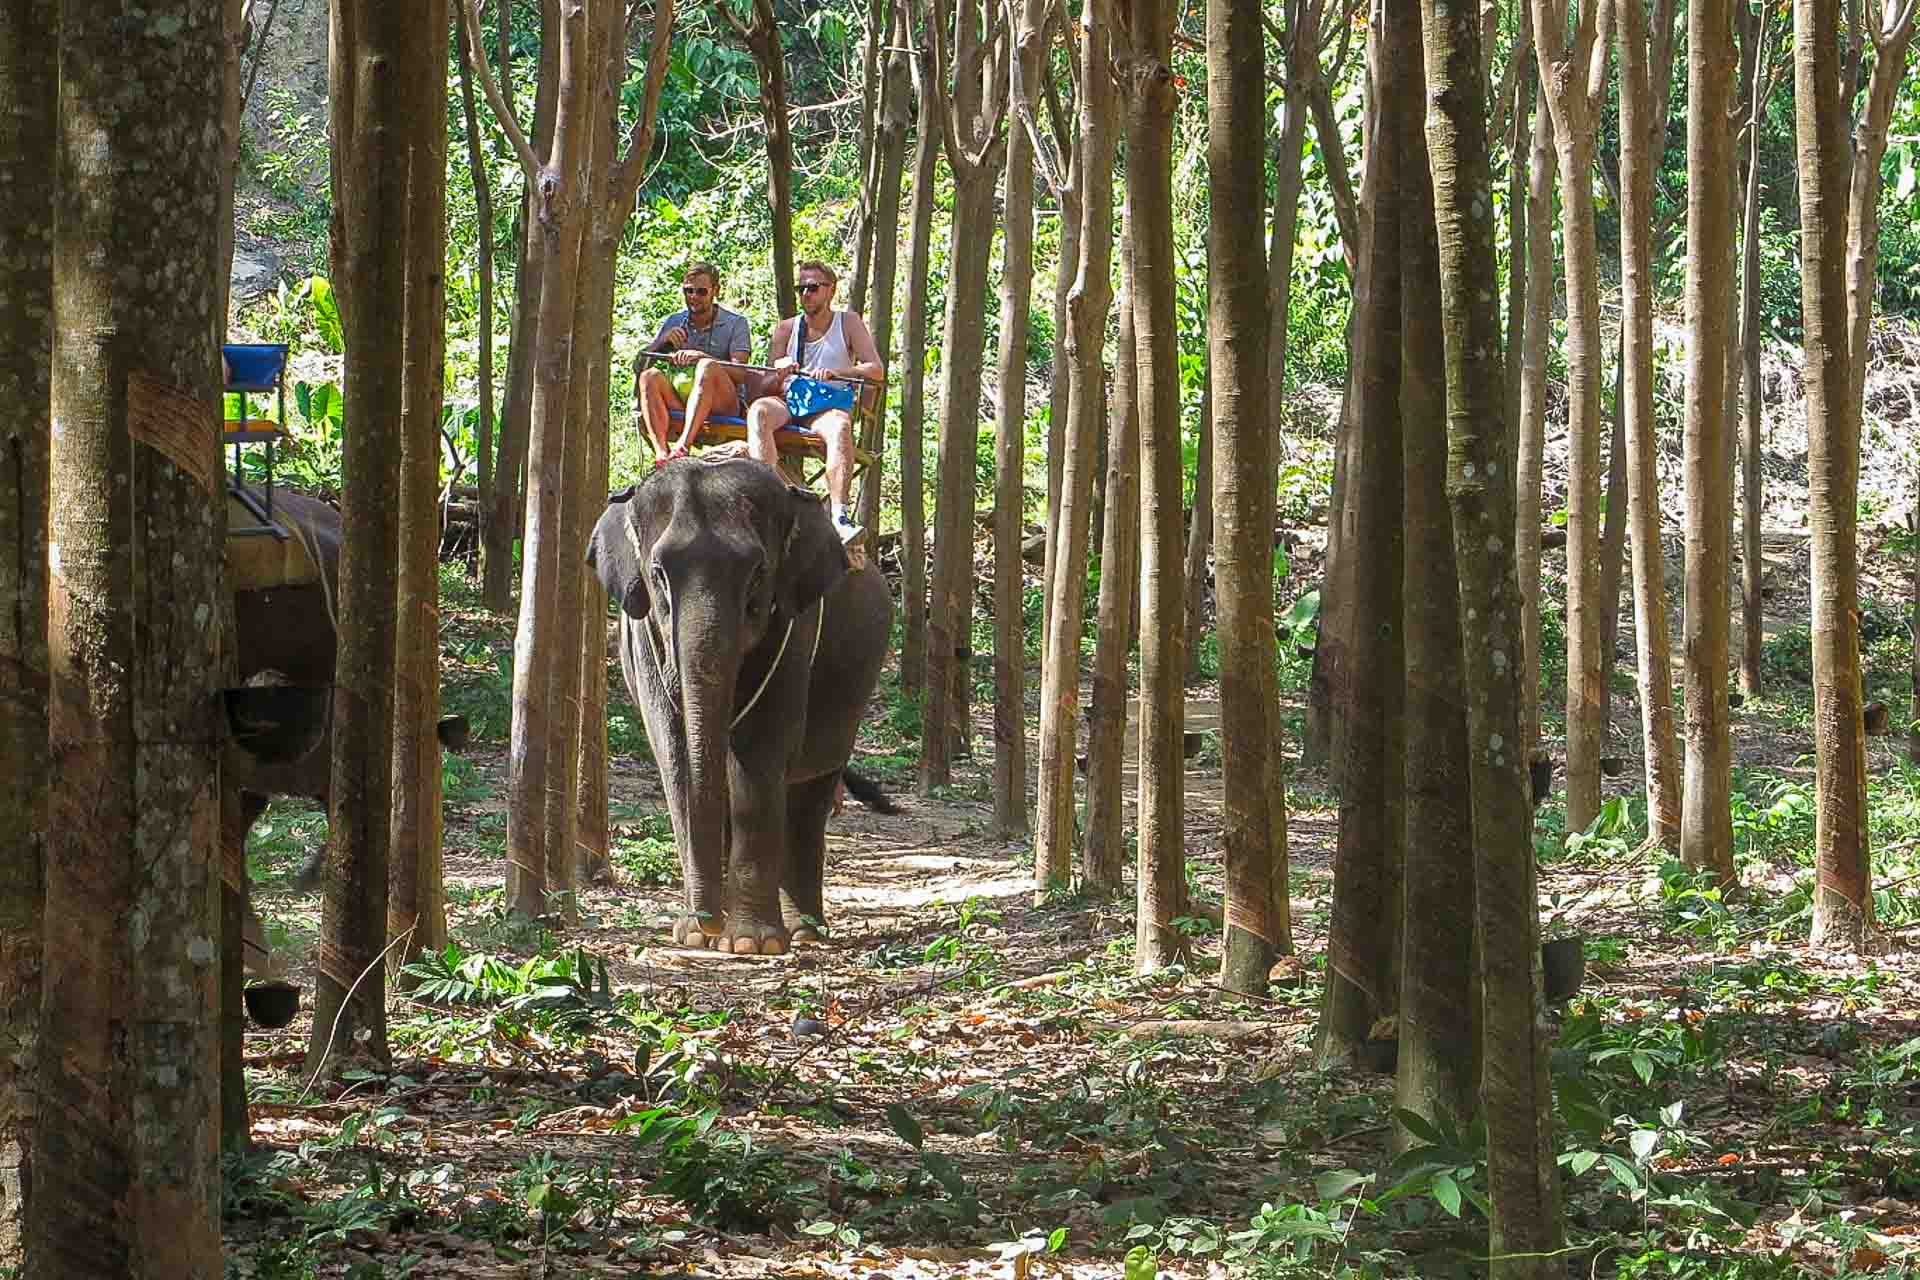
[645,311,687,354]
[837,311,885,384]
[767,318,796,369]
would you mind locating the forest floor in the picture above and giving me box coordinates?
[224,531,1920,1279]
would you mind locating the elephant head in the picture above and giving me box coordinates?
[587,459,848,943]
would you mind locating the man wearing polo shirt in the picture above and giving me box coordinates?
[636,262,753,461]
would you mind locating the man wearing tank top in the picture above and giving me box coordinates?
[746,260,885,544]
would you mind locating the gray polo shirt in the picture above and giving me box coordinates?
[648,306,752,361]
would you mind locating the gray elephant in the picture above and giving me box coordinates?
[588,459,893,955]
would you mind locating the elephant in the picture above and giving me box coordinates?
[223,489,464,972]
[588,458,893,956]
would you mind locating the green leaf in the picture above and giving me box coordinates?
[1047,1227,1068,1252]
[1431,1172,1463,1217]
[1392,1107,1447,1147]
[800,1220,840,1237]
[1629,1128,1660,1162]
[1315,1169,1372,1201]
[1603,1154,1642,1192]
[1123,1244,1157,1280]
[1569,1149,1601,1176]
[885,1103,925,1150]
[308,275,344,353]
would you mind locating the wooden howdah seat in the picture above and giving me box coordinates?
[640,351,881,486]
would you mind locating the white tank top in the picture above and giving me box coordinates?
[789,310,852,371]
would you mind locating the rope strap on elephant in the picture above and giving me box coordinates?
[731,602,826,729]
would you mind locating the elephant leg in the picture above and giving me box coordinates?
[710,754,791,956]
[782,773,839,942]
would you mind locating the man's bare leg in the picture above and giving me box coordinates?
[637,366,686,459]
[673,358,742,453]
[745,396,792,470]
[817,409,860,542]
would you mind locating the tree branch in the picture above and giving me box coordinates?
[929,0,970,175]
[460,0,542,182]
[611,0,678,209]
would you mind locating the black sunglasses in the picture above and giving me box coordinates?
[682,285,711,296]
[798,281,832,294]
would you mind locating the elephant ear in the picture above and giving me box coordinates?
[780,485,848,620]
[588,499,649,619]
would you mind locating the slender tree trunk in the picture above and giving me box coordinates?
[992,0,1046,839]
[1210,0,1281,993]
[0,0,54,1257]
[1844,6,1916,424]
[1084,203,1136,893]
[457,9,497,566]
[1119,0,1189,975]
[728,0,798,317]
[1395,12,1474,1130]
[1039,114,1081,672]
[1422,0,1562,1266]
[1533,2,1608,835]
[849,0,886,309]
[1617,0,1683,850]
[1183,373,1213,684]
[1597,362,1627,731]
[1738,72,1766,697]
[1517,82,1554,758]
[919,0,1008,792]
[308,0,420,1077]
[391,0,451,968]
[898,24,940,699]
[856,9,912,533]
[1317,0,1403,1064]
[1680,0,1737,882]
[482,0,558,614]
[1036,2,1116,888]
[1798,0,1872,949]
[35,0,226,1270]
[1502,26,1531,467]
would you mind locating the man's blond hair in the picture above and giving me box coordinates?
[795,260,838,284]
[683,261,720,286]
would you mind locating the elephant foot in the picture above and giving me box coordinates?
[671,913,788,956]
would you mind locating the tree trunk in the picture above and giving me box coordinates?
[1502,24,1531,467]
[898,15,941,700]
[729,0,798,317]
[502,0,592,920]
[991,0,1046,840]
[856,7,913,534]
[1844,6,1916,424]
[1680,0,1737,882]
[919,0,1008,793]
[1617,0,1683,851]
[1738,60,1766,697]
[1422,0,1562,1266]
[1039,111,1081,678]
[1533,2,1608,836]
[1597,361,1627,730]
[848,0,886,310]
[0,0,54,1257]
[1120,0,1188,975]
[1317,0,1404,1065]
[1798,0,1872,949]
[308,0,422,1077]
[457,9,497,569]
[482,0,558,614]
[35,0,226,1270]
[1395,12,1474,1131]
[391,0,451,972]
[1183,370,1213,684]
[1083,203,1136,894]
[1210,0,1281,993]
[1516,79,1554,758]
[1036,2,1116,888]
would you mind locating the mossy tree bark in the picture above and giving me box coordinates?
[1421,0,1562,1266]
[36,0,227,1269]
[0,0,53,1258]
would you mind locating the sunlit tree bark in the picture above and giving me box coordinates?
[898,5,941,698]
[35,0,227,1269]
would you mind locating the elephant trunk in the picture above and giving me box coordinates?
[676,605,735,937]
